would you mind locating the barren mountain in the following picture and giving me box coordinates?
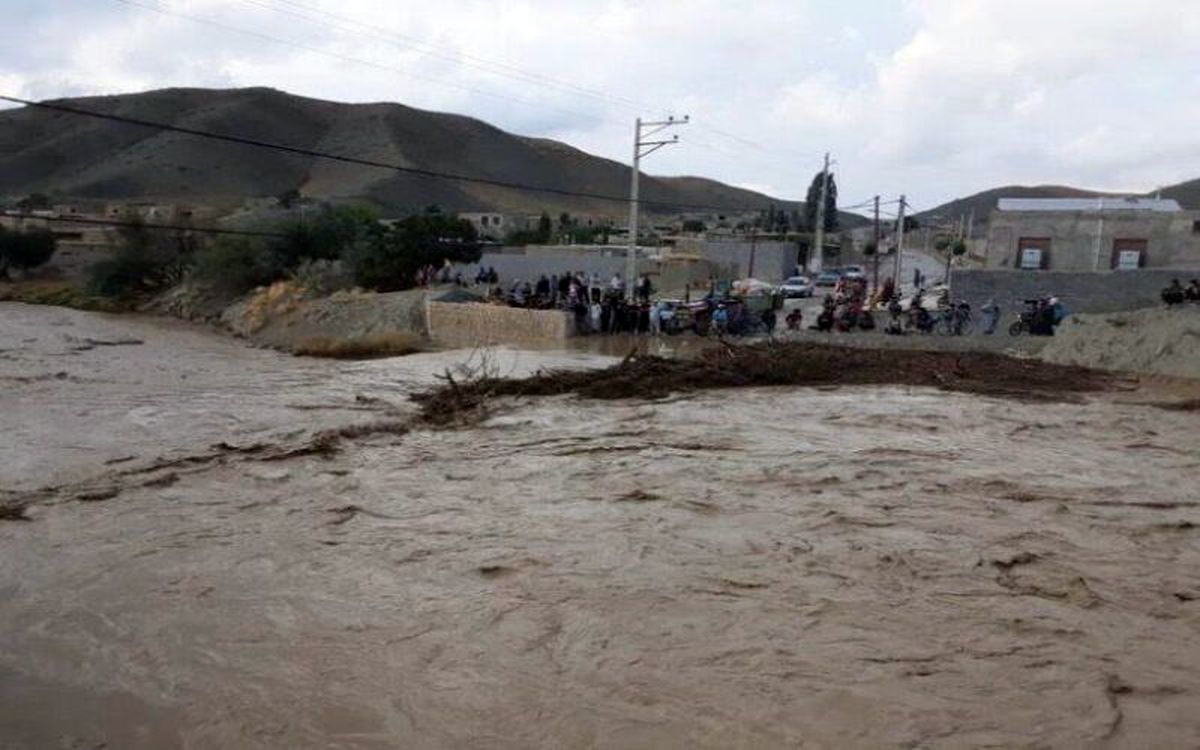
[0,87,813,220]
[914,185,1113,226]
[917,181,1200,230]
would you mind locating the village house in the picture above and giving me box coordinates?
[984,197,1200,271]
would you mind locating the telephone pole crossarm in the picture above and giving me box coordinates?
[626,114,688,300]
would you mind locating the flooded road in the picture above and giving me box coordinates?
[2,302,1199,748]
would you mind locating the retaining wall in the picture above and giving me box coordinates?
[427,301,574,348]
[951,269,1193,314]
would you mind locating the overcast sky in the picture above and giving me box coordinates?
[4,0,1200,212]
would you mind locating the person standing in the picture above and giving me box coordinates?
[590,298,602,333]
[981,298,1001,335]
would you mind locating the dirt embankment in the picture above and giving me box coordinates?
[415,341,1121,426]
[1040,306,1200,379]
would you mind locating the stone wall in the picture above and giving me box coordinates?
[951,269,1192,314]
[427,301,574,348]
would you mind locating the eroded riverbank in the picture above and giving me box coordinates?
[2,302,1199,748]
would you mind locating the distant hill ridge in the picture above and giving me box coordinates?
[0,86,821,221]
[916,182,1200,226]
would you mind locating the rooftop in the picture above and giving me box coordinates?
[997,197,1182,213]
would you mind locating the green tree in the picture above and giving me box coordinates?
[0,226,57,278]
[681,219,706,233]
[345,210,479,292]
[277,188,302,209]
[803,172,839,234]
[15,193,51,212]
[504,212,554,246]
[190,236,276,294]
[266,204,376,275]
[87,220,195,297]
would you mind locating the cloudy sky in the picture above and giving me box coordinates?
[4,0,1200,212]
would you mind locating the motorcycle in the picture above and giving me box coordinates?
[937,301,973,336]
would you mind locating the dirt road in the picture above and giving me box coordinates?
[2,302,1198,748]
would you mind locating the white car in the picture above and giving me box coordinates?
[778,275,814,298]
[840,265,866,280]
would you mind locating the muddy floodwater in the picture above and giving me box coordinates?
[2,301,1199,748]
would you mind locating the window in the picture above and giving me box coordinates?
[1111,239,1147,270]
[480,216,489,227]
[1017,237,1050,270]
[1193,220,1200,234]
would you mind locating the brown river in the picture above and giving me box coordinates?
[1,302,1198,748]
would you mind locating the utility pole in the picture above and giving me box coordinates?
[627,115,688,300]
[810,152,831,274]
[872,195,881,290]
[894,195,906,289]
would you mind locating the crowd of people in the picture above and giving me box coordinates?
[478,271,674,335]
[413,260,1106,341]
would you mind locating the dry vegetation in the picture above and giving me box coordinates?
[0,281,130,313]
[414,341,1120,426]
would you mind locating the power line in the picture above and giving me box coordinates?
[170,0,824,171]
[111,0,607,127]
[0,95,789,214]
[247,0,825,166]
[3,212,288,238]
[242,0,656,116]
[97,0,833,198]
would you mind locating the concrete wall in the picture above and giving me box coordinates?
[455,250,725,295]
[952,269,1194,315]
[707,240,798,282]
[459,252,626,284]
[427,301,574,348]
[985,209,1200,271]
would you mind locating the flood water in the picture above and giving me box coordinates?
[2,302,1199,748]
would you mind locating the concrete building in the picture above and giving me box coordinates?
[984,197,1200,271]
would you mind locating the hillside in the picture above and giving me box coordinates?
[914,185,1115,226]
[1159,177,1200,211]
[0,86,835,222]
[918,180,1200,231]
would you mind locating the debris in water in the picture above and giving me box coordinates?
[413,341,1117,426]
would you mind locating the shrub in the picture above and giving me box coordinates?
[0,226,57,278]
[87,221,195,298]
[345,211,479,291]
[288,258,355,296]
[190,237,276,295]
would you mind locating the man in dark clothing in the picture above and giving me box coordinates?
[536,275,551,299]
[761,308,777,334]
[639,276,653,303]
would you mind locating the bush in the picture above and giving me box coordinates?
[265,204,377,274]
[289,258,355,296]
[189,237,277,295]
[345,211,479,292]
[87,221,195,297]
[0,226,57,278]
